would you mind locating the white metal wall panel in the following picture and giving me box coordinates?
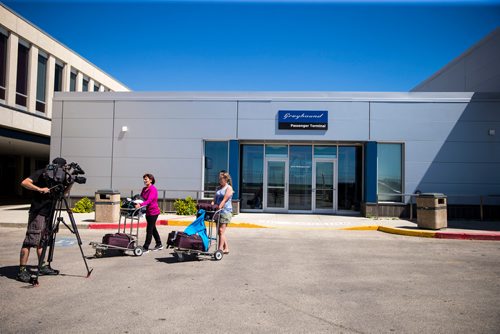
[112,138,202,159]
[56,101,114,196]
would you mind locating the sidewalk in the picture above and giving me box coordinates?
[0,204,498,240]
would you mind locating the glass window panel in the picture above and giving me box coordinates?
[70,72,76,91]
[265,145,288,157]
[314,145,337,158]
[94,84,99,92]
[240,144,264,210]
[204,141,228,197]
[315,161,334,209]
[289,145,312,210]
[338,146,362,211]
[377,143,403,202]
[82,78,88,91]
[54,64,63,92]
[16,44,29,104]
[0,33,7,91]
[36,55,47,103]
[267,161,286,208]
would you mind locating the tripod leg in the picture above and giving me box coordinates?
[31,219,58,285]
[46,201,63,266]
[63,197,93,277]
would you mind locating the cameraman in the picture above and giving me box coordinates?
[17,157,67,283]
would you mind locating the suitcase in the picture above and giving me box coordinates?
[102,233,133,249]
[196,203,219,221]
[196,203,219,212]
[166,231,204,251]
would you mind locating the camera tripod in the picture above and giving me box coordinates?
[31,189,93,286]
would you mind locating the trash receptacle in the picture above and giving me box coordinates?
[95,190,120,223]
[416,193,447,229]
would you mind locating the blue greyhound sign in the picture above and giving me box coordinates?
[278,110,328,130]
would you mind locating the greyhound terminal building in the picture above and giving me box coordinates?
[49,28,500,218]
[50,90,499,218]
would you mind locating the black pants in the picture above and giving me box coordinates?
[143,214,161,249]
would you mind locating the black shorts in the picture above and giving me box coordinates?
[22,214,48,248]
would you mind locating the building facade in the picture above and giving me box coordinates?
[51,91,500,218]
[412,28,500,93]
[0,4,129,201]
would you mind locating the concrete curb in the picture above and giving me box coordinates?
[344,225,500,241]
[2,220,499,240]
[377,226,436,238]
[0,222,28,229]
[86,219,267,229]
[434,231,500,241]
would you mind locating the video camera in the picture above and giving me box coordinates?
[44,161,87,193]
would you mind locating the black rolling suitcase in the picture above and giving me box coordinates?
[166,231,204,251]
[102,233,133,249]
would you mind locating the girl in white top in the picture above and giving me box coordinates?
[212,171,233,254]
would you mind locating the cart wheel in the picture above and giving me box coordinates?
[214,250,223,261]
[95,250,104,258]
[133,247,143,257]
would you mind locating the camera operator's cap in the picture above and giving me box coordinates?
[52,157,67,166]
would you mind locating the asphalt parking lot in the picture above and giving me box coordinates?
[1,226,499,334]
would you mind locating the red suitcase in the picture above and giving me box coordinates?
[166,231,204,251]
[102,233,133,249]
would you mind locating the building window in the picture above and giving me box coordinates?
[0,33,7,100]
[240,144,264,210]
[82,77,88,91]
[377,143,403,202]
[204,141,229,197]
[16,43,29,107]
[70,71,76,91]
[265,144,288,157]
[54,63,63,92]
[35,54,47,113]
[338,146,362,211]
[314,145,337,159]
[94,84,99,92]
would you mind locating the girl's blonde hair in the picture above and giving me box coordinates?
[219,171,232,187]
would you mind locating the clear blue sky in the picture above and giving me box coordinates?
[4,0,500,91]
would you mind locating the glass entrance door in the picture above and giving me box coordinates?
[289,145,313,211]
[264,159,288,211]
[313,159,337,213]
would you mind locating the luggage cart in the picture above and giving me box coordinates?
[169,207,224,261]
[90,207,145,257]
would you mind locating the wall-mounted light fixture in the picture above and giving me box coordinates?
[121,126,128,132]
[488,129,495,136]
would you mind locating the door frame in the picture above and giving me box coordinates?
[312,158,337,213]
[263,157,289,212]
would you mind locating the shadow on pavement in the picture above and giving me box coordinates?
[0,265,20,281]
[447,220,500,232]
[155,253,204,264]
[5,207,30,211]
[155,257,180,264]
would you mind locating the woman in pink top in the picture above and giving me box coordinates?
[135,173,162,253]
